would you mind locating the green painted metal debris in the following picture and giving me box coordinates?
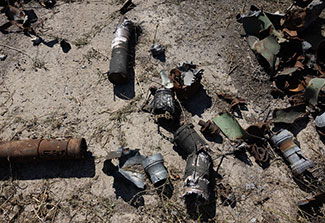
[305,78,325,106]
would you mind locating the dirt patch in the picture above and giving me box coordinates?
[0,0,325,222]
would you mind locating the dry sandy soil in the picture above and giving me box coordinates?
[0,0,325,222]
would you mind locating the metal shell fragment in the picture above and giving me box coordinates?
[0,138,87,162]
[174,124,207,158]
[142,153,168,186]
[108,18,134,85]
[270,129,315,175]
[170,62,203,100]
[183,150,212,202]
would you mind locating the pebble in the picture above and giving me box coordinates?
[0,54,7,61]
[245,183,256,190]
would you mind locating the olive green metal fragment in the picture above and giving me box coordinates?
[241,10,273,37]
[273,105,307,124]
[248,35,280,69]
[305,78,325,106]
[212,112,249,140]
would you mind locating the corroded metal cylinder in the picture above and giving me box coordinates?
[153,88,178,119]
[270,129,314,175]
[0,138,87,162]
[108,18,133,85]
[142,153,168,186]
[174,124,207,158]
[183,150,211,202]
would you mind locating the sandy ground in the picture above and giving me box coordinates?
[0,0,325,222]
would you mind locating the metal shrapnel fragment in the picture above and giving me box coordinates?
[150,44,165,60]
[282,0,325,32]
[212,112,249,140]
[108,18,134,85]
[305,78,325,106]
[107,148,146,189]
[0,138,87,162]
[315,112,325,136]
[171,62,203,100]
[142,153,168,186]
[160,70,173,89]
[270,129,315,175]
[315,112,325,127]
[272,105,307,124]
[183,149,212,203]
[174,124,207,158]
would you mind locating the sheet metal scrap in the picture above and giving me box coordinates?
[315,112,325,136]
[238,6,286,71]
[106,148,146,189]
[183,148,212,204]
[0,138,87,162]
[281,0,325,32]
[305,77,325,106]
[212,113,270,165]
[217,92,247,111]
[237,5,283,38]
[247,35,281,70]
[170,62,203,100]
[212,112,249,140]
[272,105,308,124]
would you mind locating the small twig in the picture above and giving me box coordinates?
[228,64,238,75]
[0,44,32,59]
[134,73,145,95]
[152,24,159,44]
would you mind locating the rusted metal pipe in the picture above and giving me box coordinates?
[0,138,87,162]
[198,120,220,136]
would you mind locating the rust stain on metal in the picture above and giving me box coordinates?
[198,120,220,136]
[0,138,87,162]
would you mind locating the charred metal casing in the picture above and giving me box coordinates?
[142,153,168,186]
[174,124,207,158]
[152,88,179,121]
[0,138,87,162]
[108,18,133,85]
[270,129,314,175]
[183,150,212,202]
